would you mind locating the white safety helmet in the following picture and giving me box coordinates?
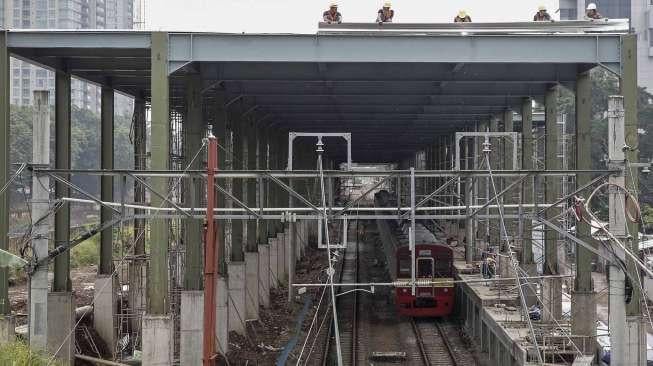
[383,1,392,8]
[538,5,546,11]
[330,2,338,7]
[587,3,597,10]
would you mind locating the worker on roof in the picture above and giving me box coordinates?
[323,2,342,24]
[376,2,394,24]
[533,5,552,21]
[585,3,603,19]
[454,10,472,23]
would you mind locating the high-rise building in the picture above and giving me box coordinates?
[2,0,135,109]
[559,0,653,91]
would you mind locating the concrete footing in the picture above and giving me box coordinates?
[142,315,174,366]
[47,292,74,365]
[571,290,596,354]
[497,253,514,279]
[0,315,15,345]
[94,274,116,355]
[180,291,203,366]
[216,276,229,355]
[258,244,271,307]
[541,277,562,321]
[228,262,246,334]
[245,252,259,319]
[269,238,279,287]
[623,316,647,365]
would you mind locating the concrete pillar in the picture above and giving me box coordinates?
[216,276,229,355]
[228,262,246,334]
[571,70,596,351]
[520,97,538,307]
[488,117,500,249]
[269,238,279,287]
[144,31,172,365]
[47,292,74,365]
[214,90,228,275]
[0,315,14,345]
[94,275,117,355]
[543,86,561,319]
[0,30,10,324]
[183,73,204,291]
[180,291,203,366]
[100,86,114,276]
[277,232,287,282]
[142,315,174,366]
[288,221,296,302]
[246,118,258,252]
[29,90,51,351]
[499,110,514,279]
[541,277,562,321]
[245,252,259,319]
[53,71,71,292]
[258,244,271,307]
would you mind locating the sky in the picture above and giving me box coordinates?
[146,0,561,33]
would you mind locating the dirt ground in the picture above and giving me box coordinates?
[224,244,329,365]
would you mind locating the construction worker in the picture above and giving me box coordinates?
[323,2,342,24]
[376,2,394,24]
[585,3,603,19]
[454,10,472,23]
[533,5,552,21]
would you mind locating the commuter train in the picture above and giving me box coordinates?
[374,190,455,317]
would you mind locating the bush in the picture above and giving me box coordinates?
[70,235,99,268]
[0,341,62,366]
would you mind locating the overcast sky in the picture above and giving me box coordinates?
[147,0,561,33]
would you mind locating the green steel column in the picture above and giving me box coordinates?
[520,98,534,266]
[544,87,560,277]
[183,73,203,290]
[574,71,594,293]
[149,32,170,315]
[214,90,228,274]
[246,117,258,251]
[99,86,114,275]
[257,126,268,243]
[0,31,9,315]
[621,34,641,317]
[53,71,72,292]
[231,105,244,262]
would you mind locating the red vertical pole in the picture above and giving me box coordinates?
[203,134,218,365]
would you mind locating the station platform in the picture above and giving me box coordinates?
[453,261,590,366]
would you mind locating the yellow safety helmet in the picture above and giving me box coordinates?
[383,1,392,8]
[538,5,546,11]
[458,10,467,18]
[330,2,338,7]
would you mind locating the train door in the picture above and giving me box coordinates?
[417,257,434,297]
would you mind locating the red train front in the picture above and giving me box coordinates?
[395,244,455,317]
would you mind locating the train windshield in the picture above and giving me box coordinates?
[417,258,434,278]
[399,259,411,277]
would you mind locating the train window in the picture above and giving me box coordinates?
[434,256,452,277]
[417,258,434,278]
[398,259,411,276]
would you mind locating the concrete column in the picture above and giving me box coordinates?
[29,90,51,351]
[498,110,514,279]
[142,315,174,366]
[257,127,268,245]
[258,244,271,307]
[0,31,10,328]
[94,275,117,355]
[571,70,596,350]
[47,292,74,364]
[180,291,203,366]
[245,252,259,319]
[287,221,296,302]
[216,276,229,355]
[520,98,537,307]
[100,86,114,275]
[0,315,14,345]
[543,86,562,320]
[488,117,500,249]
[183,73,204,291]
[144,31,172,365]
[246,118,258,252]
[277,232,287,282]
[269,238,279,287]
[228,262,246,334]
[53,71,71,292]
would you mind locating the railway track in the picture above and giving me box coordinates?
[411,318,477,366]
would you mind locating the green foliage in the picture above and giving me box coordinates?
[70,235,99,268]
[0,341,63,366]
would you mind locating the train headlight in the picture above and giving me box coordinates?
[443,288,448,293]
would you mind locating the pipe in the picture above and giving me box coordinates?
[74,354,130,366]
[203,133,218,365]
